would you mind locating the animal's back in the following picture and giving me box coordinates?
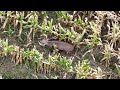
[40,39,74,52]
[48,41,74,52]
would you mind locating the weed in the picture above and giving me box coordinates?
[101,42,115,67]
[57,56,73,73]
[3,24,14,37]
[115,63,120,76]
[75,59,91,79]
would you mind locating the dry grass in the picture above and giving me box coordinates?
[0,11,120,79]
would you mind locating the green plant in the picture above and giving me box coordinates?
[75,59,91,79]
[115,63,120,75]
[23,48,31,61]
[40,18,54,34]
[57,56,73,73]
[101,42,115,67]
[23,46,43,71]
[2,11,14,29]
[0,39,14,56]
[46,53,59,64]
[3,24,14,37]
[73,29,86,45]
[28,46,43,70]
[107,21,120,48]
[18,12,24,36]
[74,16,85,26]
[2,45,14,56]
[55,11,69,19]
[87,34,102,48]
[90,67,105,79]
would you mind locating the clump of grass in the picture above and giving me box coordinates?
[3,24,14,37]
[107,21,120,50]
[57,56,73,73]
[28,46,43,70]
[55,11,69,19]
[0,39,14,56]
[74,59,91,79]
[101,42,115,67]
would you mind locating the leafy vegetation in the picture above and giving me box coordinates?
[0,11,120,79]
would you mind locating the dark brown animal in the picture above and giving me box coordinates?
[39,39,74,53]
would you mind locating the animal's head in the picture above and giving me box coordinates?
[38,38,49,46]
